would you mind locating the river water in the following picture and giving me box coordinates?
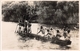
[2,22,79,50]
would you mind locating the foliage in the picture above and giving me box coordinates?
[34,1,79,24]
[2,1,79,25]
[2,1,37,22]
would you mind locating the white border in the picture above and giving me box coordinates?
[0,0,80,51]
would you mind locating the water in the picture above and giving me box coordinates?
[2,22,79,50]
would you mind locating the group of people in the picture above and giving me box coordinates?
[16,18,71,41]
[16,18,32,34]
[37,26,71,41]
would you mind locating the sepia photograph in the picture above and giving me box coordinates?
[2,1,79,50]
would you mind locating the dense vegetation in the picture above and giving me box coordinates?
[2,1,79,25]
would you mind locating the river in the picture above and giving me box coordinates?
[2,22,79,50]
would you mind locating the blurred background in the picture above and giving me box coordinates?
[2,1,79,29]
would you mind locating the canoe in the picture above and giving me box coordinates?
[18,32,71,46]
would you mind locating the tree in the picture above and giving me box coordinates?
[2,1,37,22]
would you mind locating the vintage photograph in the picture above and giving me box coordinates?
[2,1,79,50]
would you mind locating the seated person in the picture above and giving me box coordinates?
[63,27,70,38]
[60,29,71,40]
[50,28,55,38]
[63,28,68,38]
[56,30,61,39]
[46,29,52,38]
[65,29,71,40]
[37,26,45,34]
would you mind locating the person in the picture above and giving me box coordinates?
[23,27,27,34]
[56,30,61,39]
[63,27,68,38]
[50,28,53,33]
[24,20,28,27]
[23,20,30,33]
[67,29,70,34]
[51,30,62,43]
[17,26,22,34]
[27,23,32,33]
[46,29,52,39]
[50,28,55,37]
[62,30,71,46]
[18,18,24,26]
[63,27,70,38]
[65,29,71,40]
[37,26,45,34]
[15,18,24,33]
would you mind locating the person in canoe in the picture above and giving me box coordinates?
[37,26,45,35]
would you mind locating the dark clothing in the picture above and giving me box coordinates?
[24,27,27,33]
[63,33,67,38]
[47,32,52,35]
[63,30,68,38]
[28,27,31,33]
[56,34,61,37]
[19,23,24,26]
[24,21,28,27]
[37,29,45,34]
